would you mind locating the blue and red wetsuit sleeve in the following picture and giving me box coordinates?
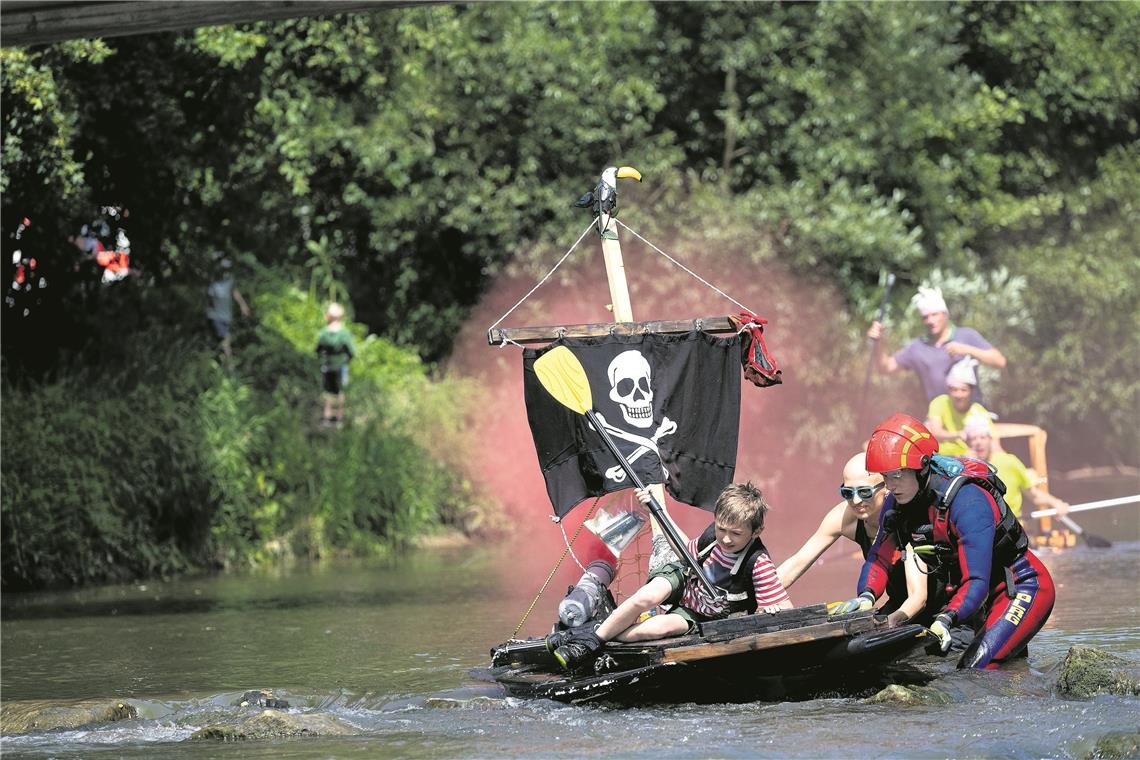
[942,484,998,623]
[857,503,897,598]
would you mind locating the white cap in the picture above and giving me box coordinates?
[946,358,978,388]
[912,286,948,316]
[963,412,994,439]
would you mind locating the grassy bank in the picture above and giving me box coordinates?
[1,275,491,591]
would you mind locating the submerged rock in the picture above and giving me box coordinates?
[423,696,504,710]
[233,689,290,709]
[1086,731,1140,760]
[1055,646,1140,698]
[865,683,953,705]
[190,709,357,741]
[1,699,137,734]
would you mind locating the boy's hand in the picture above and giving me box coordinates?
[633,487,653,506]
[759,604,782,614]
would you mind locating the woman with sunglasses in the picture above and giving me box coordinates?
[837,413,1056,670]
[777,453,937,627]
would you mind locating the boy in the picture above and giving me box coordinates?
[315,302,355,427]
[548,482,792,671]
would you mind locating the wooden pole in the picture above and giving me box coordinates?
[600,216,635,323]
[596,201,672,539]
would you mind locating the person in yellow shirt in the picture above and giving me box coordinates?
[925,359,992,456]
[963,416,1069,521]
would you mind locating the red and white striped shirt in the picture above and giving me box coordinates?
[678,535,791,618]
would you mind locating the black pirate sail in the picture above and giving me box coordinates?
[523,332,742,518]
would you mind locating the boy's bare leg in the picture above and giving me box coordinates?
[595,576,673,641]
[647,483,684,574]
[615,611,690,642]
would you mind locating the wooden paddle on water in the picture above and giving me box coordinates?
[534,345,724,601]
[1030,494,1138,549]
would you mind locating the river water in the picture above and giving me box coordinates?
[2,537,1138,759]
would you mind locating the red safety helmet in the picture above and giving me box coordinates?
[865,413,938,473]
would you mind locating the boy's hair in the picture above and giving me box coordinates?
[713,482,769,532]
[325,302,345,321]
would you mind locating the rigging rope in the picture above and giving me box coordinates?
[487,219,597,338]
[615,218,755,315]
[487,216,756,335]
[509,497,601,639]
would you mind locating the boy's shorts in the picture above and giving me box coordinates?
[321,368,344,395]
[648,561,708,635]
[208,318,230,339]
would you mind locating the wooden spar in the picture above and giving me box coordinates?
[0,1,428,48]
[486,316,737,346]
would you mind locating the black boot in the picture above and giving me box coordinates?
[553,630,603,671]
[544,628,574,654]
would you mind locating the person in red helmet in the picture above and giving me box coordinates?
[832,413,1056,670]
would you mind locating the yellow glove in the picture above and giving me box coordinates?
[830,592,875,616]
[928,613,953,654]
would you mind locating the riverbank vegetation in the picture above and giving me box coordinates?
[2,272,489,590]
[2,2,1136,589]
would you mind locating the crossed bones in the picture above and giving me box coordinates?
[591,412,677,483]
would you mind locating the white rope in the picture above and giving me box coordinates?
[616,218,755,314]
[551,515,588,573]
[486,219,597,336]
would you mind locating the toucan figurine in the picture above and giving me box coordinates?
[574,166,642,234]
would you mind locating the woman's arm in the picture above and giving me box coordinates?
[888,546,930,626]
[776,502,846,589]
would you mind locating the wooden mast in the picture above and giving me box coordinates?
[593,169,672,537]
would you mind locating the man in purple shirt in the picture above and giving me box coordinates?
[867,287,1006,402]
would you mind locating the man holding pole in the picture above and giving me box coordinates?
[868,286,1006,403]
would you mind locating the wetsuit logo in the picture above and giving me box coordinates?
[1004,591,1034,625]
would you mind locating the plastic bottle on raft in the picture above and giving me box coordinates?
[558,560,616,628]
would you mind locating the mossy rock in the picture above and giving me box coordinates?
[423,696,504,709]
[0,700,137,734]
[233,689,290,709]
[864,683,953,705]
[190,709,357,741]
[1056,646,1140,698]
[1086,731,1140,760]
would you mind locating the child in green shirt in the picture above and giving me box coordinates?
[315,303,355,428]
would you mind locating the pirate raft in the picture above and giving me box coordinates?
[481,166,930,705]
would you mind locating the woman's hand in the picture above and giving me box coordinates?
[885,610,909,628]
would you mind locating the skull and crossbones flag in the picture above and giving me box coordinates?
[523,331,742,517]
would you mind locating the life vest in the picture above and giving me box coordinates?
[902,454,1029,574]
[694,524,770,614]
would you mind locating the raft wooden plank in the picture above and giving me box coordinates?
[698,604,833,639]
[487,316,737,345]
[661,617,875,664]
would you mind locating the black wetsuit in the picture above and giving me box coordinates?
[857,517,944,625]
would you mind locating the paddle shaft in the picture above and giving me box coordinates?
[1030,493,1140,519]
[584,408,723,600]
[858,273,895,431]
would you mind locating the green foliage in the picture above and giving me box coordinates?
[1,2,1138,589]
[1,281,483,590]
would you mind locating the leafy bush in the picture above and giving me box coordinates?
[1,279,486,590]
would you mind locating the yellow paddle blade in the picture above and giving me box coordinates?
[533,346,593,415]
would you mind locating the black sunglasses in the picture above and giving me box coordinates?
[838,482,885,501]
